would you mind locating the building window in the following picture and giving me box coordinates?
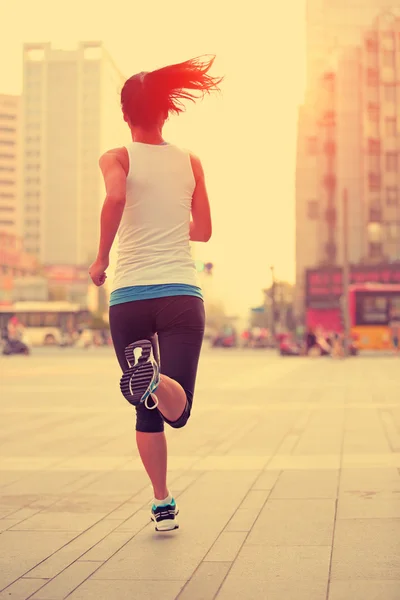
[384,84,396,103]
[368,103,379,121]
[0,126,16,134]
[0,206,14,212]
[307,200,319,220]
[0,219,14,226]
[385,117,397,137]
[0,165,15,172]
[365,35,378,52]
[0,179,14,186]
[368,138,380,154]
[387,187,398,206]
[0,153,14,159]
[0,140,15,146]
[367,222,383,242]
[0,113,16,121]
[386,152,398,172]
[368,242,383,259]
[367,68,379,86]
[369,172,381,191]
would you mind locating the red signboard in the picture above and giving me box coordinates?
[306,265,400,308]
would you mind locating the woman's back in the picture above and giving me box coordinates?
[113,142,197,291]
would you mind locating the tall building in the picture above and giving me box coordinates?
[22,41,128,267]
[306,0,397,88]
[0,94,21,236]
[296,10,400,317]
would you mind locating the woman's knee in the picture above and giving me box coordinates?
[135,405,165,433]
[164,400,191,429]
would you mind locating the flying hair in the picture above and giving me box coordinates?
[121,55,223,128]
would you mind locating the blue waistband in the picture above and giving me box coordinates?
[110,283,203,306]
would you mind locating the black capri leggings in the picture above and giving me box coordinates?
[109,295,205,433]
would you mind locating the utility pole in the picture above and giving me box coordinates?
[342,189,351,357]
[270,265,276,340]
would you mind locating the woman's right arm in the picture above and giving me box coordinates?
[189,154,212,242]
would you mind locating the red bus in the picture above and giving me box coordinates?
[307,283,400,350]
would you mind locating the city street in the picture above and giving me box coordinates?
[0,348,400,600]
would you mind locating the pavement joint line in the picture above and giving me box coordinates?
[325,401,346,600]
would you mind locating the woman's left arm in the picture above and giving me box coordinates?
[89,150,127,287]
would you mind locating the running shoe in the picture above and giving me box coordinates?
[120,339,160,409]
[151,498,179,532]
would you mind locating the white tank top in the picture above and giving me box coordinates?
[112,142,198,292]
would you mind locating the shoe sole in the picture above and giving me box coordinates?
[120,340,154,406]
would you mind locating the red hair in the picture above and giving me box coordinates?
[121,55,223,128]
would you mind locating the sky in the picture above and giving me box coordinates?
[1,0,306,317]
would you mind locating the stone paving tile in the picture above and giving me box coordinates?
[337,495,400,519]
[246,498,336,546]
[270,469,339,498]
[68,579,186,600]
[0,531,75,590]
[82,531,136,562]
[339,468,400,495]
[26,519,125,579]
[204,531,247,562]
[30,561,102,599]
[239,489,270,510]
[331,519,400,579]
[0,519,21,533]
[251,470,281,490]
[218,545,331,584]
[178,562,231,600]
[115,508,153,533]
[224,508,259,532]
[0,578,48,600]
[328,580,400,600]
[10,510,108,532]
[216,578,329,600]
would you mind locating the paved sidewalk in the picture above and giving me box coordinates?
[0,349,399,600]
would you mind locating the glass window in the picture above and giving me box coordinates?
[356,294,389,325]
[43,312,60,327]
[368,241,383,259]
[367,69,379,86]
[367,222,383,241]
[368,103,379,121]
[386,152,398,172]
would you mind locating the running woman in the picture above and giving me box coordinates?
[89,56,222,531]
